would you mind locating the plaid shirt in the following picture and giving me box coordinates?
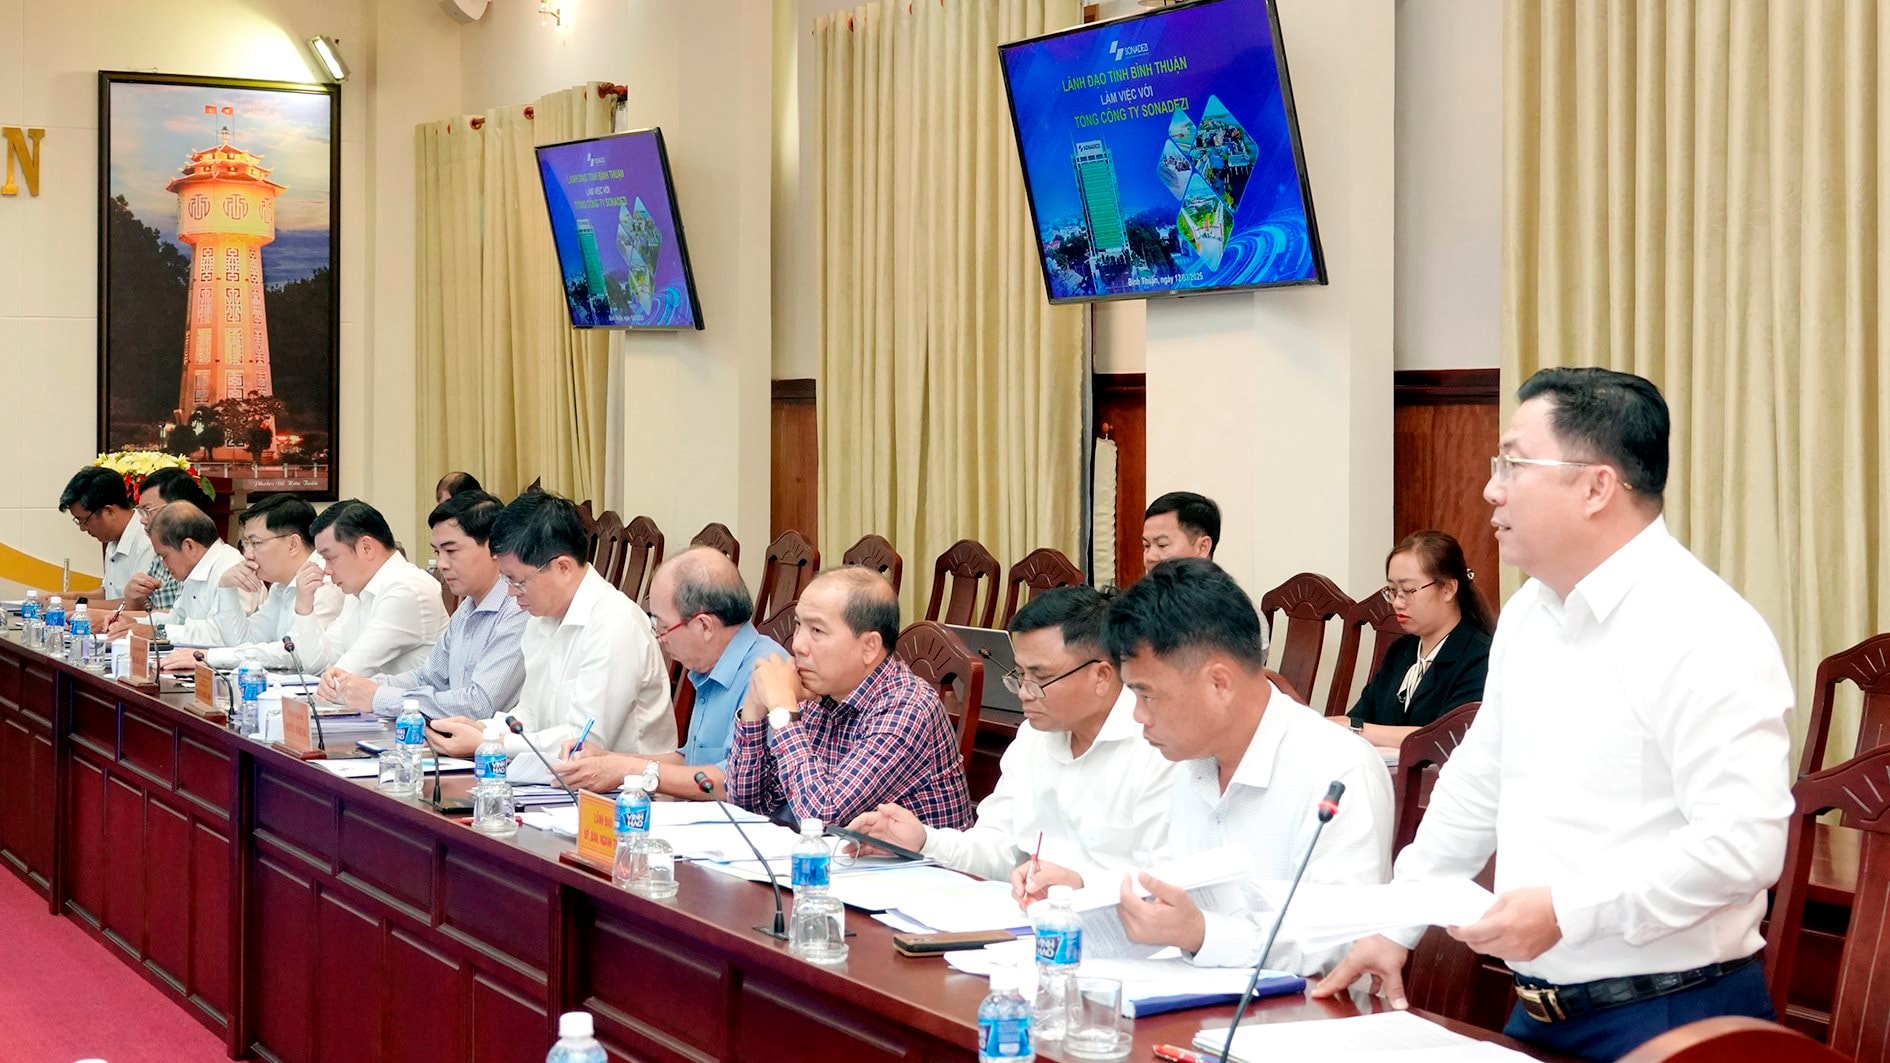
[725,655,973,829]
[143,556,181,610]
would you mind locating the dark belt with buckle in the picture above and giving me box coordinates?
[1513,954,1758,1024]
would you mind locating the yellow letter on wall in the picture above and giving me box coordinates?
[2,128,47,197]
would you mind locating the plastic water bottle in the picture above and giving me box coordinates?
[789,817,848,965]
[42,595,65,654]
[68,599,94,667]
[379,698,425,796]
[612,764,676,898]
[236,653,267,734]
[545,1011,606,1063]
[1031,884,1082,1041]
[20,589,40,638]
[471,719,516,836]
[978,964,1035,1062]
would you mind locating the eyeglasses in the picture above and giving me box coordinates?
[1489,454,1634,491]
[1381,581,1436,604]
[241,533,292,551]
[503,563,550,591]
[1003,659,1102,700]
[70,508,101,530]
[652,613,703,640]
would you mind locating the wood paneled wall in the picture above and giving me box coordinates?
[770,379,817,544]
[1393,370,1501,599]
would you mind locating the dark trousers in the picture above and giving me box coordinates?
[1502,961,1775,1062]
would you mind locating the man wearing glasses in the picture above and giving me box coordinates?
[186,494,344,670]
[550,546,786,798]
[57,465,159,606]
[293,499,450,677]
[844,585,1179,897]
[427,489,672,763]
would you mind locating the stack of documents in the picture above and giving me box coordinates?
[947,943,1301,1018]
[1257,879,1497,955]
[1195,1010,1531,1062]
[1062,846,1252,959]
[512,785,577,808]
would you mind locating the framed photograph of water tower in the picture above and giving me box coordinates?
[97,71,340,496]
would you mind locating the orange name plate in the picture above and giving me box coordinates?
[272,697,327,760]
[120,634,157,690]
[558,790,618,878]
[190,663,228,725]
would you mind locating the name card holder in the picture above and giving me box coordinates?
[189,662,229,726]
[558,790,618,879]
[118,634,158,692]
[271,697,327,760]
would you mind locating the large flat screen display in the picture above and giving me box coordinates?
[998,0,1326,303]
[535,128,704,329]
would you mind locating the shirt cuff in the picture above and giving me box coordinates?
[204,648,237,670]
[372,685,414,718]
[1191,909,1261,968]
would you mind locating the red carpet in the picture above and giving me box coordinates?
[0,870,229,1063]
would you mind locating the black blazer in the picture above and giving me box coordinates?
[1347,624,1492,729]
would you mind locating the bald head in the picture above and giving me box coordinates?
[807,566,900,648]
[149,501,218,551]
[656,545,753,627]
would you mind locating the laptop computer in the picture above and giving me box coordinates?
[944,624,1023,715]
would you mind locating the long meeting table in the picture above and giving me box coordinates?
[0,629,1555,1062]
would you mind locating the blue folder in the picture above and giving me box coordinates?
[1124,974,1307,1018]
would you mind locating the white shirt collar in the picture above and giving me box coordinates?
[360,552,411,601]
[1559,515,1670,626]
[112,511,147,558]
[559,565,609,627]
[184,539,235,583]
[1222,679,1298,792]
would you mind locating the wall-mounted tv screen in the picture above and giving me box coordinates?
[535,128,704,330]
[998,0,1326,304]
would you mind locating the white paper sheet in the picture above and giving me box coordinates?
[1195,1010,1533,1062]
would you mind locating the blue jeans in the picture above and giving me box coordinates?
[1502,960,1775,1062]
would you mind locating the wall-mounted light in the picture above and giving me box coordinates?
[307,35,350,82]
[537,2,562,26]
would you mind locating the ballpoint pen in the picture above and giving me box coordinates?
[1028,830,1043,893]
[1152,1046,1222,1063]
[570,718,596,755]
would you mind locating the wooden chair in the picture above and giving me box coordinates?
[1325,591,1408,716]
[1765,743,1890,1058]
[894,621,985,767]
[576,499,597,548]
[1620,1017,1853,1063]
[619,515,665,604]
[589,510,629,587]
[1394,701,1480,854]
[691,522,741,566]
[1257,572,1354,710]
[754,530,819,624]
[1263,669,1306,705]
[924,539,1001,629]
[757,602,799,649]
[671,674,696,745]
[1799,632,1890,776]
[841,534,904,594]
[999,547,1085,626]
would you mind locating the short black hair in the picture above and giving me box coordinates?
[820,567,899,651]
[1516,367,1669,504]
[1145,491,1221,556]
[239,493,316,546]
[428,489,503,545]
[1008,584,1113,657]
[1102,557,1267,669]
[139,466,213,511]
[436,471,483,498]
[311,499,399,552]
[489,488,588,567]
[59,466,131,514]
[150,502,220,551]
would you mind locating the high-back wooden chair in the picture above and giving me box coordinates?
[1766,743,1890,1059]
[619,515,665,604]
[1799,632,1890,777]
[589,510,629,587]
[924,539,1000,629]
[671,674,696,745]
[1619,1018,1851,1063]
[757,602,799,649]
[1394,701,1479,854]
[894,621,985,767]
[841,534,904,593]
[690,522,741,566]
[577,499,597,546]
[1257,572,1354,710]
[999,547,1085,626]
[753,530,819,624]
[1325,590,1408,716]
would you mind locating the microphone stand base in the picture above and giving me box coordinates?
[753,924,791,941]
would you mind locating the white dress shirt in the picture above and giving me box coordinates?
[288,553,449,676]
[158,540,261,644]
[1389,517,1794,985]
[507,565,673,759]
[203,554,345,669]
[1176,683,1394,974]
[921,686,1179,884]
[103,511,157,600]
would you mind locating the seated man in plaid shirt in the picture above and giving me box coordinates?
[725,567,973,830]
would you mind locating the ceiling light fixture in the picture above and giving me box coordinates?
[307,36,350,82]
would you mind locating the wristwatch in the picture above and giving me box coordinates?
[768,706,794,731]
[1350,720,1365,735]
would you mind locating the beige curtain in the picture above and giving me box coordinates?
[415,84,614,529]
[1504,1,1890,761]
[815,0,1086,619]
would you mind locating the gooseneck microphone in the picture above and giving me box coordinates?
[504,715,581,804]
[697,771,788,940]
[1216,780,1346,1063]
[281,637,325,751]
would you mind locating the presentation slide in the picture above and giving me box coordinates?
[1000,0,1322,302]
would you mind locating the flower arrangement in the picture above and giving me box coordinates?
[94,451,216,501]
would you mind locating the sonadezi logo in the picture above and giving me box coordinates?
[1108,40,1150,62]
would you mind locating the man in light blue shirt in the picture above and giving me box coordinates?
[553,546,784,798]
[322,491,527,720]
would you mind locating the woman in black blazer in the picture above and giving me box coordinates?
[1346,530,1494,748]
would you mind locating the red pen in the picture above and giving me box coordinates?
[1028,831,1044,892]
[1152,1046,1221,1063]
[455,815,523,825]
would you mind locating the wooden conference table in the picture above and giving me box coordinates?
[0,630,1554,1062]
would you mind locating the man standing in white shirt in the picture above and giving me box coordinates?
[148,502,260,644]
[843,585,1179,890]
[427,489,672,763]
[296,500,449,677]
[1024,558,1392,976]
[188,494,344,670]
[1313,368,1792,1061]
